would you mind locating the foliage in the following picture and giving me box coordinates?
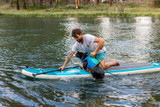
[155,0,160,7]
[125,2,139,8]
[1,1,160,17]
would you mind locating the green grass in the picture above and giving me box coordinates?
[1,3,160,17]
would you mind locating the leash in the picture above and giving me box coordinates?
[99,61,117,76]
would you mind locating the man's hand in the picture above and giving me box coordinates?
[59,66,65,71]
[90,51,96,58]
[59,51,75,71]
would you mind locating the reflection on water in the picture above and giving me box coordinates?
[135,17,153,42]
[98,18,112,39]
[0,17,160,106]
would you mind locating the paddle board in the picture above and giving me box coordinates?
[22,62,160,79]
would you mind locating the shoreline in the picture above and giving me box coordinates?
[1,4,160,18]
[1,11,160,18]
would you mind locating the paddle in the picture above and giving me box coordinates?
[31,66,79,77]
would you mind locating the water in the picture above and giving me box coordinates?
[0,17,160,106]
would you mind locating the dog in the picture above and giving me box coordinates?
[75,51,105,79]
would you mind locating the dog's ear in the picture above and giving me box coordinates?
[76,51,88,60]
[83,53,88,59]
[75,51,82,59]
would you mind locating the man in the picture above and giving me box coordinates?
[59,28,107,71]
[75,51,119,79]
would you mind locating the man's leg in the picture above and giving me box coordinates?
[96,51,120,69]
[95,51,106,60]
[99,60,120,70]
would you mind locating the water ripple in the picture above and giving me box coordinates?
[0,17,160,106]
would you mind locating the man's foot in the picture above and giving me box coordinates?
[114,61,120,66]
[109,60,120,66]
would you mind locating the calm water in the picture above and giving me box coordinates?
[0,17,160,106]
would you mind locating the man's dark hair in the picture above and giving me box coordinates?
[72,29,82,37]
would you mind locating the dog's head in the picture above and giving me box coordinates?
[75,51,88,60]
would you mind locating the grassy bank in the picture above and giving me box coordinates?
[1,3,160,17]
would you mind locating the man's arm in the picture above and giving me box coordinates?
[59,51,75,71]
[90,37,105,57]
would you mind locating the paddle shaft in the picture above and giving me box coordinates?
[32,66,79,77]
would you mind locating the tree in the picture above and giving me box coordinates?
[16,0,20,10]
[6,0,9,3]
[50,0,53,7]
[75,0,80,9]
[109,0,113,6]
[40,0,43,7]
[10,0,14,7]
[23,0,27,9]
[32,0,36,6]
[151,0,155,8]
[85,0,89,5]
[94,0,99,6]
[119,0,124,12]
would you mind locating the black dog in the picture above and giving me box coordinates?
[76,51,104,79]
[75,51,88,70]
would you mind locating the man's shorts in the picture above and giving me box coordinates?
[95,51,106,60]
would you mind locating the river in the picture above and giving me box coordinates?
[0,17,160,106]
